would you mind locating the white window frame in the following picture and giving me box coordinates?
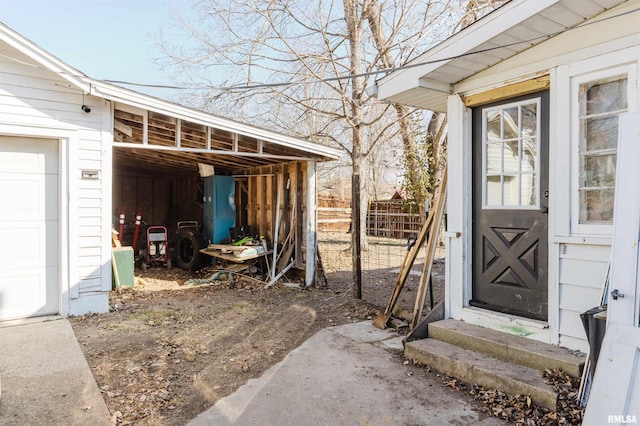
[570,63,637,236]
[482,97,541,210]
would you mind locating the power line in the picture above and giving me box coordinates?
[101,80,186,89]
[7,5,639,93]
[103,6,639,92]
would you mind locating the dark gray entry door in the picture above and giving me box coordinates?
[471,91,549,321]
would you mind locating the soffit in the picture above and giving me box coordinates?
[376,0,628,112]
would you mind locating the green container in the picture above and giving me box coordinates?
[112,247,135,289]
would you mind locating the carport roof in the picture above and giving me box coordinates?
[0,22,341,174]
[90,79,341,174]
[374,0,629,112]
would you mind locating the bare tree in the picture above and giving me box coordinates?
[363,0,425,208]
[158,0,505,296]
[456,0,509,31]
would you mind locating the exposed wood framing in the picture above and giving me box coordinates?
[248,174,257,233]
[463,75,550,107]
[295,162,304,267]
[143,109,148,144]
[112,104,328,174]
[260,173,267,240]
[271,173,283,281]
[176,118,181,148]
[243,161,307,280]
[114,119,132,138]
[110,97,330,284]
[269,167,277,242]
[280,164,291,241]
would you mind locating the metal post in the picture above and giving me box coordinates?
[352,173,362,299]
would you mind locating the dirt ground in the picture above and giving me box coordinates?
[71,232,442,425]
[71,231,582,425]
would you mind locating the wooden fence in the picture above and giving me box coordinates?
[367,199,424,239]
[317,197,351,232]
[317,197,425,238]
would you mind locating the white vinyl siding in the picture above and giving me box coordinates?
[0,43,110,316]
[446,1,640,351]
[557,244,610,352]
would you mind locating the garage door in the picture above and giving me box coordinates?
[0,137,59,321]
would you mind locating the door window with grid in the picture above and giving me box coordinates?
[482,98,540,209]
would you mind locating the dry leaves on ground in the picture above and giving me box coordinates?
[435,365,585,425]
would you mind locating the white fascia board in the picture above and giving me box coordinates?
[0,22,90,92]
[88,78,341,160]
[377,0,560,101]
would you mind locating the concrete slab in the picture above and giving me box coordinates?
[189,323,505,426]
[406,338,558,411]
[429,319,585,378]
[381,336,405,351]
[328,320,398,343]
[0,318,111,426]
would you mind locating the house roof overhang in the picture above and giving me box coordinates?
[0,22,341,174]
[374,0,630,112]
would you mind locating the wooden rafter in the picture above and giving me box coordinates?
[113,104,329,174]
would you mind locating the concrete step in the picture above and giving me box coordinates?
[405,338,558,411]
[428,319,584,378]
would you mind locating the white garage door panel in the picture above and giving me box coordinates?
[0,174,58,221]
[0,267,58,319]
[0,225,44,268]
[0,270,46,317]
[0,137,58,174]
[0,137,59,321]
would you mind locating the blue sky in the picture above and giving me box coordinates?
[1,0,184,100]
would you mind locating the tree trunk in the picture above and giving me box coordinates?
[344,0,366,298]
[364,2,424,208]
[394,104,423,207]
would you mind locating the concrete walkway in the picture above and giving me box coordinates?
[0,318,505,426]
[0,318,111,426]
[189,321,504,426]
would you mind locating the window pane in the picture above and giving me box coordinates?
[580,188,615,222]
[521,174,537,206]
[584,78,628,115]
[503,175,519,206]
[522,138,537,172]
[503,107,519,139]
[582,116,619,151]
[582,154,616,188]
[503,141,519,173]
[521,103,538,137]
[486,142,501,174]
[486,176,502,205]
[487,111,501,141]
